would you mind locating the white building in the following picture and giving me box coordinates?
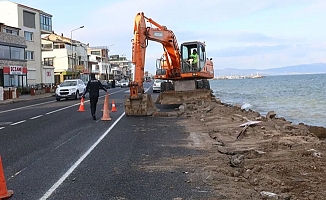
[87,46,109,80]
[109,54,133,81]
[0,0,53,84]
[42,33,88,84]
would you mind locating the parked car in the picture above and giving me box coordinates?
[100,80,111,89]
[120,79,129,88]
[115,80,121,87]
[152,79,166,93]
[55,79,86,101]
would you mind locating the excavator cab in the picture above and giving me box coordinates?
[155,55,167,76]
[180,41,206,73]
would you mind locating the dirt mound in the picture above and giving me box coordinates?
[174,97,326,199]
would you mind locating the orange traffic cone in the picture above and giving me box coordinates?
[101,93,111,121]
[77,97,86,112]
[111,100,117,112]
[0,157,13,199]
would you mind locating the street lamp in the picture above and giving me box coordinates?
[70,25,84,79]
[107,44,114,80]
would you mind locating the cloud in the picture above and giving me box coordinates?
[215,45,290,57]
[15,0,326,72]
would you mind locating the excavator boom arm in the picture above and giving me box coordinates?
[132,12,181,96]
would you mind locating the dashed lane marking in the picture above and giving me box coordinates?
[30,115,43,120]
[0,90,123,115]
[45,103,81,115]
[2,89,127,130]
[0,122,12,125]
[10,120,26,126]
[0,100,56,114]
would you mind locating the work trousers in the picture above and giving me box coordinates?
[89,96,99,117]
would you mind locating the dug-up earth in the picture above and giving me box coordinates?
[156,96,326,200]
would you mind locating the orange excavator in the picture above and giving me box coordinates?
[124,12,214,116]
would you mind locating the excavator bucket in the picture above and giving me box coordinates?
[156,89,212,105]
[124,94,159,116]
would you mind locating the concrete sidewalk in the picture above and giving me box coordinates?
[0,93,55,105]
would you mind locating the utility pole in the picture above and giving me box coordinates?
[70,25,84,79]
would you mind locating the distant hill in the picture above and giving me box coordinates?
[214,63,326,76]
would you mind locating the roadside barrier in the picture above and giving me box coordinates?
[111,100,117,112]
[77,97,86,112]
[101,93,111,121]
[0,156,13,199]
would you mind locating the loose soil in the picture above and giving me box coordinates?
[154,96,326,200]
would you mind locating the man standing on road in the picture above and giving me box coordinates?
[82,73,107,120]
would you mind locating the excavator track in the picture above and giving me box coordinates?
[156,80,212,105]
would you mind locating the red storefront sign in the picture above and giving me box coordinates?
[82,68,90,74]
[3,66,27,75]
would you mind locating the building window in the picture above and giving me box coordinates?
[0,45,10,59]
[91,51,100,55]
[3,28,19,35]
[25,51,34,60]
[43,58,53,66]
[0,45,25,60]
[54,43,65,49]
[23,11,36,29]
[24,31,33,41]
[40,14,52,32]
[65,44,75,50]
[41,43,53,49]
[10,47,25,60]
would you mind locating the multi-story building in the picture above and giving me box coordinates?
[0,0,53,85]
[87,46,109,80]
[41,33,89,84]
[0,22,27,88]
[109,54,133,81]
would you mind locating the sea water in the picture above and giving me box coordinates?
[210,74,326,127]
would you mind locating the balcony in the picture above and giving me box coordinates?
[41,43,53,51]
[111,67,122,72]
[42,61,53,66]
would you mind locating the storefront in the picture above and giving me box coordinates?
[1,66,27,88]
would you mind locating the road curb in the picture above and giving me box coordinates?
[0,94,55,105]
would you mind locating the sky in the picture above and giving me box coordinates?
[11,0,326,73]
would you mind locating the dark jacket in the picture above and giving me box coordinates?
[83,79,107,98]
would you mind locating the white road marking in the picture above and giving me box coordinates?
[0,122,12,125]
[30,115,43,120]
[40,112,126,200]
[0,90,125,129]
[10,120,26,126]
[123,87,151,93]
[0,100,56,114]
[45,103,81,115]
[144,87,151,93]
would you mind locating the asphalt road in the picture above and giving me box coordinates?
[0,82,214,200]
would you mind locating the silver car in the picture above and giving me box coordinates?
[152,79,166,93]
[120,79,129,88]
